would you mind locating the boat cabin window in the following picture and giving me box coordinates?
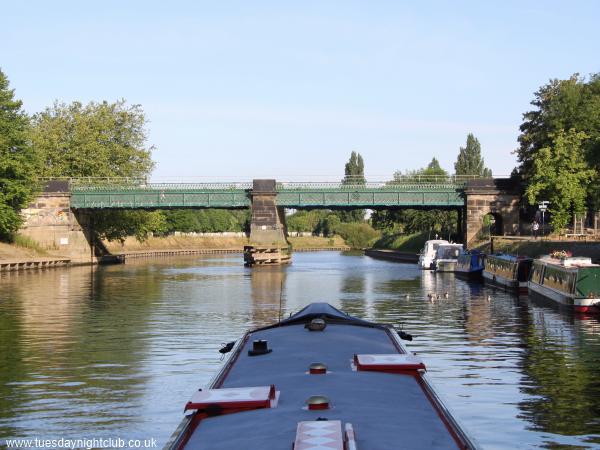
[486,257,516,279]
[530,262,544,284]
[437,246,462,259]
[543,266,576,295]
[457,254,470,270]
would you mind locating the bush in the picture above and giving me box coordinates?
[334,222,380,249]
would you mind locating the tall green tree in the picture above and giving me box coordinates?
[31,100,154,178]
[0,69,36,240]
[342,151,365,184]
[517,74,600,209]
[339,151,366,222]
[525,129,596,232]
[454,133,492,177]
[30,99,158,241]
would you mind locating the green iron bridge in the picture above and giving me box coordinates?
[67,176,476,209]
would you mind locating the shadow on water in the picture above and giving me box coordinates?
[1,252,600,448]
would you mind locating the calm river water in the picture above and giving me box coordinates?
[1,252,600,449]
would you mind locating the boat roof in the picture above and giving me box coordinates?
[177,304,474,450]
[424,239,449,245]
[487,253,532,262]
[538,255,600,268]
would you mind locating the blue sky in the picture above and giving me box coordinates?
[2,1,599,181]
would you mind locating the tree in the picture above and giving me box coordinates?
[0,69,37,240]
[30,99,158,241]
[342,151,365,184]
[31,100,154,178]
[517,74,600,209]
[454,133,492,177]
[525,129,596,232]
[372,158,458,238]
[339,151,366,222]
[422,157,446,178]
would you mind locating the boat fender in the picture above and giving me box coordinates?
[219,341,236,354]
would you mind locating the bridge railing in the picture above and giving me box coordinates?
[276,175,482,190]
[67,180,252,191]
[40,175,499,192]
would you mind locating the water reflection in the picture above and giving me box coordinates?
[1,253,600,448]
[250,267,286,324]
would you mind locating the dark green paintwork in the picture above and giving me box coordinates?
[576,267,600,298]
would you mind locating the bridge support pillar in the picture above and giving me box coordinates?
[246,179,290,266]
[464,179,520,246]
[18,181,110,264]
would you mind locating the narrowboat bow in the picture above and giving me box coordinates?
[164,303,479,450]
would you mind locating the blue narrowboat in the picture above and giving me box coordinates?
[165,303,479,450]
[455,251,485,280]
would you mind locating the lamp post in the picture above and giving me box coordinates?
[539,201,550,237]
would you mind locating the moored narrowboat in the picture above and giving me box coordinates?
[455,251,484,280]
[435,244,464,272]
[164,303,479,450]
[528,256,600,313]
[483,254,532,293]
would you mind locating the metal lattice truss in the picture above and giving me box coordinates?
[68,179,467,209]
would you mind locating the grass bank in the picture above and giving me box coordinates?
[104,234,350,253]
[288,235,348,249]
[371,231,430,253]
[0,235,49,261]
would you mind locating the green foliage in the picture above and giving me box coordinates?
[31,100,155,178]
[92,210,167,242]
[525,129,596,232]
[162,209,249,234]
[285,209,378,248]
[342,151,365,184]
[30,99,159,241]
[454,133,492,176]
[13,234,49,254]
[372,231,431,252]
[372,158,457,238]
[339,151,366,222]
[332,222,379,249]
[286,210,331,232]
[422,157,446,177]
[517,74,600,209]
[0,69,36,241]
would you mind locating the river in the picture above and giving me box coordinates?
[1,252,600,449]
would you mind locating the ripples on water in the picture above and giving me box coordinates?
[1,252,600,448]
